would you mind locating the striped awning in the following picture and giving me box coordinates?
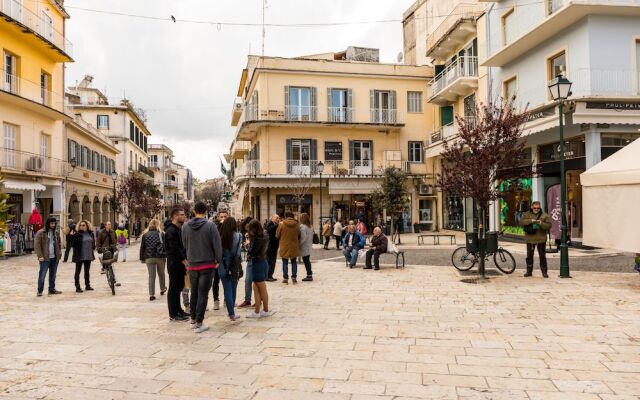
[2,180,46,191]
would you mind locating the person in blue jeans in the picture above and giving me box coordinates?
[342,223,365,268]
[219,217,242,321]
[276,212,300,284]
[34,217,62,296]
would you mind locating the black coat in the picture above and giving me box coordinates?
[140,230,165,262]
[70,231,95,263]
[248,235,268,264]
[164,221,186,270]
[265,220,279,253]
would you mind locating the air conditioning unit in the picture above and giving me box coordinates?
[418,184,433,195]
[26,156,43,171]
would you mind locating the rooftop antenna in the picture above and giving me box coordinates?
[261,0,267,57]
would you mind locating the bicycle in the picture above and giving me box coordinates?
[98,246,119,295]
[451,232,516,274]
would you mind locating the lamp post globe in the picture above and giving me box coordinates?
[547,74,572,278]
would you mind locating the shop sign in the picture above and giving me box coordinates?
[546,184,562,240]
[277,194,312,204]
[585,102,640,110]
[324,141,343,161]
[538,140,585,162]
[526,105,556,122]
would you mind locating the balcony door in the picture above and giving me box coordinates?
[3,52,17,93]
[3,0,22,22]
[286,86,317,121]
[287,139,317,175]
[349,140,373,175]
[370,90,396,123]
[328,88,352,122]
[3,123,17,168]
[42,10,54,42]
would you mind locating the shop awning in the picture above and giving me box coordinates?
[329,180,381,195]
[2,180,46,191]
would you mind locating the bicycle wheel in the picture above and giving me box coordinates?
[493,248,516,274]
[106,266,116,295]
[451,246,477,271]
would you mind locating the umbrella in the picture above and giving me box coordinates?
[28,208,42,225]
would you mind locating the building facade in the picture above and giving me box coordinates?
[227,49,436,233]
[0,0,72,225]
[175,163,194,205]
[148,143,180,215]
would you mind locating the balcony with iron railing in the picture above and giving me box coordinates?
[1,68,65,112]
[230,140,251,159]
[69,114,114,147]
[149,161,160,169]
[137,163,154,178]
[428,116,477,146]
[236,103,404,139]
[429,57,479,105]
[425,3,485,61]
[0,147,67,177]
[485,0,640,66]
[164,180,178,189]
[0,0,73,60]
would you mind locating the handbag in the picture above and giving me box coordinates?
[312,232,320,245]
[156,232,166,257]
[229,234,244,281]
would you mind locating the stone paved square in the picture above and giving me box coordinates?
[2,244,640,399]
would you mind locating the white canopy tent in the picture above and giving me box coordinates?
[581,138,640,253]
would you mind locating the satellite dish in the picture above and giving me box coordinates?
[397,52,404,63]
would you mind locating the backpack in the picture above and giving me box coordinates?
[118,232,126,245]
[228,234,244,281]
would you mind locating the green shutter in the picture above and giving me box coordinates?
[286,139,292,174]
[440,106,454,126]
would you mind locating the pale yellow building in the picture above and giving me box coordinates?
[0,0,72,227]
[404,1,487,232]
[148,143,180,216]
[228,48,436,233]
[64,111,119,229]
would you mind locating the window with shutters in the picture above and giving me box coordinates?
[40,71,51,106]
[328,88,352,122]
[407,91,423,113]
[97,115,109,129]
[3,123,17,168]
[3,52,18,94]
[408,141,423,163]
[370,90,397,123]
[504,76,517,101]
[286,139,317,174]
[286,86,317,121]
[349,140,373,175]
[129,121,134,141]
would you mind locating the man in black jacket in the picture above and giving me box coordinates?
[164,206,189,321]
[264,214,280,282]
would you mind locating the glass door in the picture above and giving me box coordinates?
[290,139,311,175]
[373,91,390,123]
[329,89,348,122]
[289,87,311,121]
[351,141,372,175]
[3,52,17,93]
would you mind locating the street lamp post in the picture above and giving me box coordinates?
[547,74,573,279]
[111,171,118,227]
[317,161,324,244]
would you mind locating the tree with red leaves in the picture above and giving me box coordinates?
[438,99,532,277]
[115,174,163,226]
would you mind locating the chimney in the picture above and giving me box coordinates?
[78,75,94,88]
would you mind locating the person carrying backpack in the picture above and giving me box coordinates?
[115,224,129,262]
[140,219,167,301]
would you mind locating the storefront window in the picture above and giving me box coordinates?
[276,194,312,220]
[444,195,464,231]
[499,178,532,235]
[601,133,640,160]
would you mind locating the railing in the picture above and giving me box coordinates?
[1,68,65,111]
[349,160,374,175]
[428,117,477,145]
[284,105,318,122]
[149,161,160,168]
[548,0,566,14]
[286,160,319,175]
[236,160,260,177]
[429,57,478,99]
[426,3,485,54]
[137,163,154,178]
[231,140,251,154]
[370,108,398,124]
[327,107,354,123]
[0,0,73,57]
[70,114,113,145]
[0,147,66,176]
[164,180,178,188]
[238,104,404,126]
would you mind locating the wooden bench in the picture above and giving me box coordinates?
[344,248,405,269]
[418,234,457,245]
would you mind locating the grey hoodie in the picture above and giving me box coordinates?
[181,217,223,270]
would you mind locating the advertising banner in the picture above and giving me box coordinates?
[546,184,562,240]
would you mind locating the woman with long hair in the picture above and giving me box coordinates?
[298,213,314,281]
[238,216,255,308]
[71,220,95,292]
[219,217,242,321]
[139,219,167,301]
[246,219,272,318]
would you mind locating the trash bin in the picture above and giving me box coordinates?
[485,231,499,254]
[465,232,478,253]
[413,223,420,234]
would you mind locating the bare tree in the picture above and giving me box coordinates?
[438,99,532,278]
[287,173,314,213]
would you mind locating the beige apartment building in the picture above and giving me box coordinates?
[67,76,154,183]
[403,1,487,232]
[64,112,119,228]
[0,0,72,226]
[228,48,436,233]
[148,144,180,216]
[175,162,194,205]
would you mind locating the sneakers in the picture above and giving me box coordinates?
[542,273,549,278]
[260,310,274,318]
[170,314,189,322]
[150,296,156,301]
[48,290,62,295]
[301,276,313,282]
[292,278,297,285]
[85,286,94,291]
[37,291,43,297]
[101,268,106,274]
[266,277,277,282]
[193,324,209,333]
[160,289,167,296]
[213,300,220,310]
[190,319,197,328]
[374,267,380,271]
[115,283,121,287]
[237,300,252,308]
[282,279,288,284]
[76,287,83,293]
[229,315,240,321]
[246,312,261,319]
[523,272,532,277]
[363,266,372,270]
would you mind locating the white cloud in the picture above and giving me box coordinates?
[65,0,415,179]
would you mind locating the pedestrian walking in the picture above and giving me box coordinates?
[264,214,280,281]
[182,201,223,334]
[133,219,142,240]
[62,219,75,262]
[140,219,167,301]
[276,211,300,284]
[333,219,344,250]
[298,213,314,281]
[322,219,331,250]
[97,221,117,274]
[219,217,242,321]
[70,220,95,292]
[35,217,62,296]
[164,207,190,321]
[238,217,255,308]
[245,219,272,318]
[115,224,129,262]
[365,227,388,270]
[520,201,552,278]
[208,210,228,311]
[342,223,365,268]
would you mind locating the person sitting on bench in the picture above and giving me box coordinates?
[365,227,388,270]
[342,223,365,268]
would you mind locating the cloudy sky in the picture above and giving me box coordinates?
[65,0,415,180]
